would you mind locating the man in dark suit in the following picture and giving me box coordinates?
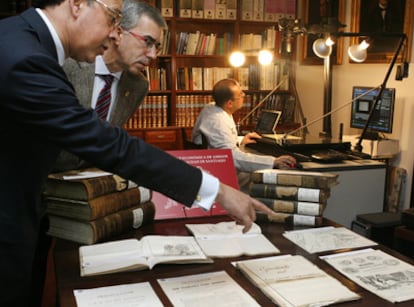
[0,1,274,305]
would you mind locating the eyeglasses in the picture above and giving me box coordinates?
[94,0,122,27]
[125,30,162,53]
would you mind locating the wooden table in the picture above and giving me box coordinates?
[53,216,414,306]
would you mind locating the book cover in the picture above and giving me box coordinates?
[203,0,215,19]
[257,211,324,227]
[192,0,204,18]
[79,235,212,276]
[152,149,239,219]
[44,168,136,200]
[249,183,330,203]
[226,0,237,20]
[241,0,253,21]
[254,198,326,216]
[185,221,279,257]
[160,0,173,17]
[215,0,226,19]
[236,255,360,306]
[251,169,339,189]
[179,0,192,18]
[45,186,151,221]
[48,201,156,245]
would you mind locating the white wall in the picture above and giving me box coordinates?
[295,5,414,210]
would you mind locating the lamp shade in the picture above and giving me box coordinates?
[312,38,333,58]
[258,49,273,65]
[229,51,246,67]
[348,40,370,63]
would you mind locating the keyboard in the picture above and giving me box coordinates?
[246,142,312,162]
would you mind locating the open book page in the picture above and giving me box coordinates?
[157,271,260,307]
[73,282,163,307]
[79,236,211,277]
[236,255,360,307]
[321,248,414,303]
[185,221,279,257]
[283,226,377,253]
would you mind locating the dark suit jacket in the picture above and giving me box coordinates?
[0,8,201,304]
[52,58,149,171]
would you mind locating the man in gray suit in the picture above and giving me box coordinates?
[54,0,163,171]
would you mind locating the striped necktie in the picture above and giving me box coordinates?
[95,74,114,120]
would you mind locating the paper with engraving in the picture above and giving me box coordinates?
[73,282,163,307]
[236,255,360,306]
[321,248,414,303]
[158,271,260,307]
[283,226,377,253]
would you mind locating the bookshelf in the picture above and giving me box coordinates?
[124,0,301,143]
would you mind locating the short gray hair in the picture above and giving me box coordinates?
[120,0,167,31]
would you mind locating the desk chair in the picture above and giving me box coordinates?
[181,128,207,149]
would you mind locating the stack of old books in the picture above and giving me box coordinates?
[44,168,155,244]
[249,169,339,227]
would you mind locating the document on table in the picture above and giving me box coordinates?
[235,254,360,307]
[157,271,260,307]
[321,248,414,303]
[73,282,163,307]
[283,226,377,253]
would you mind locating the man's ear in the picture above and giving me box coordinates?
[70,0,83,18]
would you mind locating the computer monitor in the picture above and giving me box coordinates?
[350,86,395,139]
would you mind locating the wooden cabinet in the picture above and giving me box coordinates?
[127,127,183,150]
[125,1,300,138]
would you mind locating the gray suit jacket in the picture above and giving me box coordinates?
[53,58,149,171]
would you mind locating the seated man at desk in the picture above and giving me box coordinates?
[192,78,296,191]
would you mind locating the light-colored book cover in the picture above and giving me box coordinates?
[236,255,360,306]
[253,0,264,21]
[226,0,237,19]
[158,271,260,306]
[215,0,226,19]
[241,0,253,21]
[160,0,173,17]
[192,0,204,18]
[203,0,215,19]
[179,0,192,18]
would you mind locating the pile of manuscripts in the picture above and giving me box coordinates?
[44,168,155,245]
[249,169,339,227]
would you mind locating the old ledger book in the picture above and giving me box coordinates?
[257,211,324,227]
[236,255,360,307]
[249,184,330,203]
[48,201,155,245]
[79,235,212,276]
[251,169,339,189]
[254,198,325,215]
[185,221,279,257]
[45,186,151,221]
[44,168,137,200]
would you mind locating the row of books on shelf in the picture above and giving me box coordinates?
[124,95,169,129]
[250,169,339,227]
[174,64,286,92]
[176,31,233,55]
[239,27,277,52]
[159,0,296,22]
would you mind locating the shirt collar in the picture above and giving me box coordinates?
[36,8,65,66]
[95,56,122,80]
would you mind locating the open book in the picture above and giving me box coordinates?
[79,236,212,277]
[236,254,360,307]
[185,221,279,257]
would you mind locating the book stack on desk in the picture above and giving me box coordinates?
[43,168,155,245]
[249,169,339,226]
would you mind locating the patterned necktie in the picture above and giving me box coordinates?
[95,74,114,120]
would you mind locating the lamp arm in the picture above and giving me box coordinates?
[236,75,288,132]
[354,34,406,152]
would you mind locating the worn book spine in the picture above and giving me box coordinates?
[256,212,323,227]
[254,198,325,216]
[250,170,338,189]
[47,201,156,245]
[45,186,152,221]
[249,183,330,203]
[44,168,137,200]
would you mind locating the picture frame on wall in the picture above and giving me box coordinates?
[350,0,414,63]
[299,0,346,65]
